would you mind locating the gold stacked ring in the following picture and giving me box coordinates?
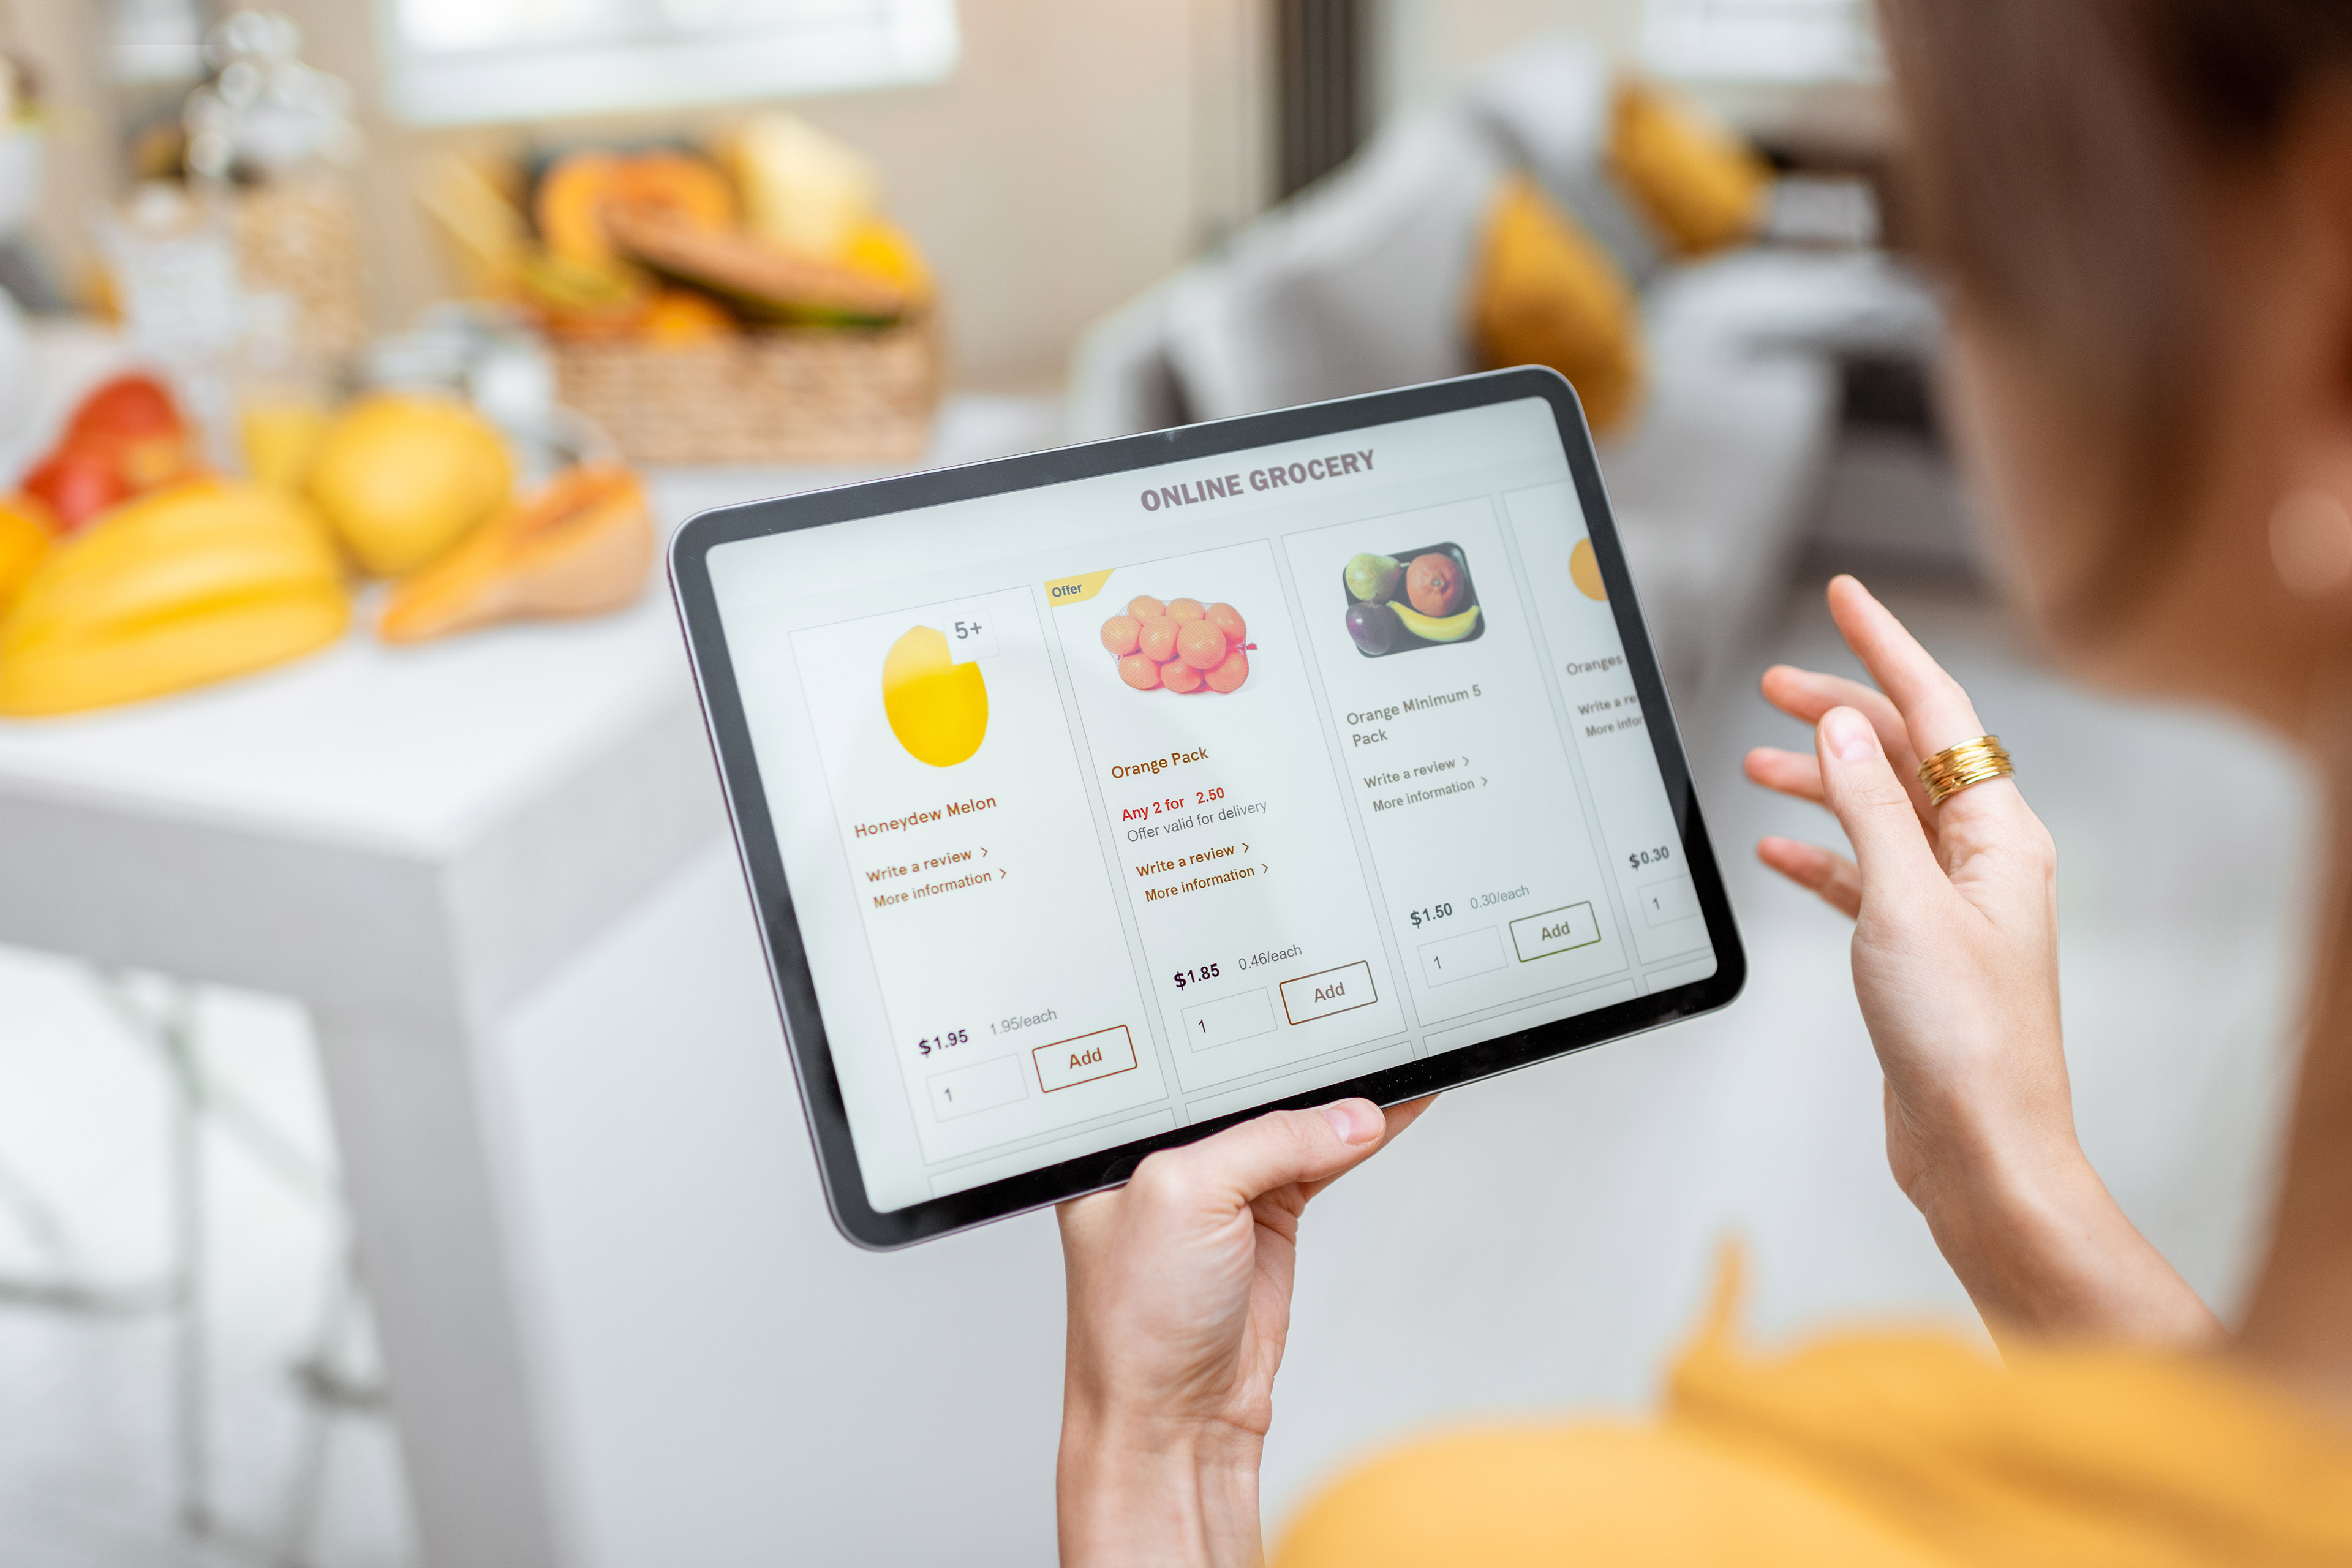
[1917,734,2014,806]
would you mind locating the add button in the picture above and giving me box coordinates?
[1279,962,1378,1025]
[1510,902,1601,962]
[1033,1025,1139,1093]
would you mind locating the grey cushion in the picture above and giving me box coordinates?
[1607,343,1836,706]
[1457,32,1666,287]
[1064,279,1190,443]
[1160,105,1507,421]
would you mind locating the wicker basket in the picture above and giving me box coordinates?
[552,316,943,466]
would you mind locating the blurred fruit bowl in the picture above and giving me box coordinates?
[424,111,935,348]
[0,369,656,718]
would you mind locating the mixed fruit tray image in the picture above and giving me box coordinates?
[1341,542,1483,657]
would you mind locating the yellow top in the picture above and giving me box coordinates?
[1275,1262,2352,1567]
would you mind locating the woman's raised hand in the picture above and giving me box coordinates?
[1744,575,2220,1346]
[1058,1097,1430,1567]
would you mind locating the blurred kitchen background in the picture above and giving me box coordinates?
[0,1,2313,1565]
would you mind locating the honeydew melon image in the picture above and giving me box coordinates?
[882,625,989,766]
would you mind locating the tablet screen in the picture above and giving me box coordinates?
[705,394,1716,1214]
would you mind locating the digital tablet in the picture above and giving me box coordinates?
[671,368,1743,1248]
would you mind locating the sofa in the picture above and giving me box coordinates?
[1065,34,1940,712]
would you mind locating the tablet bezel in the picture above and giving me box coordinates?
[670,368,1746,1249]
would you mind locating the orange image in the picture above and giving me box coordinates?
[1102,595,1252,696]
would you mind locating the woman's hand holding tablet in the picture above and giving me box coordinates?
[1055,1095,1430,1566]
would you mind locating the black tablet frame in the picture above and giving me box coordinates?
[669,367,1745,1249]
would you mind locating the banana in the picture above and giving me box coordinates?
[0,478,350,716]
[1390,601,1481,643]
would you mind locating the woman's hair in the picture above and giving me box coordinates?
[1877,1,2352,598]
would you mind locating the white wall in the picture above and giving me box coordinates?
[1371,0,1645,123]
[16,0,1215,388]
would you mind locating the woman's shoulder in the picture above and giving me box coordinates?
[1669,1315,2352,1559]
[1276,1311,2352,1568]
[1272,1412,1949,1568]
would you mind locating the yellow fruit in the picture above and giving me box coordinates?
[840,220,933,306]
[881,625,987,767]
[535,149,736,270]
[0,478,349,717]
[306,394,514,576]
[638,289,736,345]
[726,112,879,259]
[0,493,55,609]
[516,249,650,341]
[1390,601,1482,643]
[239,401,330,489]
[535,151,624,268]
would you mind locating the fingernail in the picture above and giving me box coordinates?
[1321,1100,1379,1144]
[1822,707,1876,763]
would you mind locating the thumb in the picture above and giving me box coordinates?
[1147,1099,1388,1206]
[1815,706,1946,909]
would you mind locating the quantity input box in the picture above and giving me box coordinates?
[1418,925,1505,986]
[928,1056,1027,1122]
[1181,989,1278,1051]
[1637,876,1700,927]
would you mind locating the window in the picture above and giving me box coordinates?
[1642,0,1879,83]
[375,0,959,127]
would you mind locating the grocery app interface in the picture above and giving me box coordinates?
[707,397,1716,1213]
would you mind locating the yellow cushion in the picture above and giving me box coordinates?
[1466,174,1646,435]
[1608,78,1771,257]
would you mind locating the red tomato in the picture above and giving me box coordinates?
[23,447,130,532]
[53,374,195,494]
[67,374,184,442]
